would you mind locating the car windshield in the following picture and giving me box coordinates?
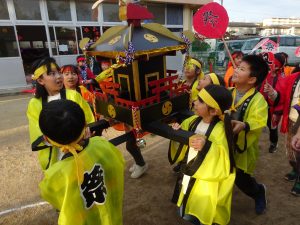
[243,40,259,50]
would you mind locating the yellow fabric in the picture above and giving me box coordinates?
[187,58,201,70]
[170,116,235,225]
[27,89,95,171]
[33,63,57,80]
[209,73,220,85]
[95,68,114,83]
[190,80,200,105]
[231,87,256,111]
[198,89,221,112]
[39,136,125,225]
[232,88,268,174]
[46,129,85,185]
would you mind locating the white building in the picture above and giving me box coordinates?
[261,17,300,36]
[0,0,211,89]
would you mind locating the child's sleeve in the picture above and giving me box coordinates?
[244,94,268,131]
[71,90,95,124]
[39,170,65,210]
[27,99,48,151]
[168,116,197,165]
[237,94,268,150]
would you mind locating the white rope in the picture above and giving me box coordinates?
[0,201,49,216]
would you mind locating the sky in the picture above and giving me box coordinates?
[214,0,300,22]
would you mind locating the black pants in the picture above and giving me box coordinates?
[235,169,261,199]
[126,131,145,166]
[290,152,300,175]
[267,111,278,144]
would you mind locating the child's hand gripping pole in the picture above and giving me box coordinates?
[189,134,206,151]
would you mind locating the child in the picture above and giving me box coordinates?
[230,55,269,214]
[276,70,300,195]
[224,51,244,87]
[259,53,285,153]
[76,55,98,91]
[196,72,225,92]
[39,99,124,225]
[27,57,95,170]
[181,57,204,107]
[172,73,225,173]
[61,65,148,179]
[61,64,95,106]
[170,85,236,225]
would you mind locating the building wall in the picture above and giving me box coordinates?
[0,0,209,89]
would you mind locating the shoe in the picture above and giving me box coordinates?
[131,163,148,179]
[284,170,298,182]
[268,142,278,153]
[255,184,267,215]
[129,163,136,173]
[291,178,300,197]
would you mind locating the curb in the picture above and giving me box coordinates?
[0,86,33,97]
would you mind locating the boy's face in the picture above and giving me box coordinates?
[193,99,210,118]
[184,63,197,79]
[63,70,78,89]
[78,60,85,67]
[234,55,243,67]
[232,61,256,86]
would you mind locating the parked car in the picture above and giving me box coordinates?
[213,40,246,67]
[241,38,260,55]
[253,35,300,65]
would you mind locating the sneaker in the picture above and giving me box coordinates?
[284,170,298,182]
[291,179,300,197]
[130,163,148,179]
[268,142,278,153]
[255,184,267,215]
[129,163,136,173]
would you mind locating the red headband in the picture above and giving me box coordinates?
[274,58,283,68]
[77,57,85,63]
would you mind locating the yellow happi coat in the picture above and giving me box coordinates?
[169,115,235,225]
[27,89,95,170]
[39,136,125,225]
[231,88,268,174]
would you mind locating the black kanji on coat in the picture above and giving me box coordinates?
[80,164,107,209]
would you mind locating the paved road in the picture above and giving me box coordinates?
[1,94,300,225]
[0,94,31,131]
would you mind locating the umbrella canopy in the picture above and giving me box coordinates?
[87,23,186,59]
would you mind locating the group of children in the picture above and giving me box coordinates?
[26,51,300,225]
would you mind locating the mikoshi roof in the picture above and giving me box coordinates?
[87,23,186,59]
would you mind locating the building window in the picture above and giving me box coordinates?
[103,3,119,22]
[14,0,41,20]
[16,26,49,76]
[47,0,71,21]
[82,26,101,42]
[0,26,19,57]
[166,4,183,25]
[146,3,165,24]
[0,0,9,20]
[48,27,58,55]
[75,0,97,22]
[55,27,78,55]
